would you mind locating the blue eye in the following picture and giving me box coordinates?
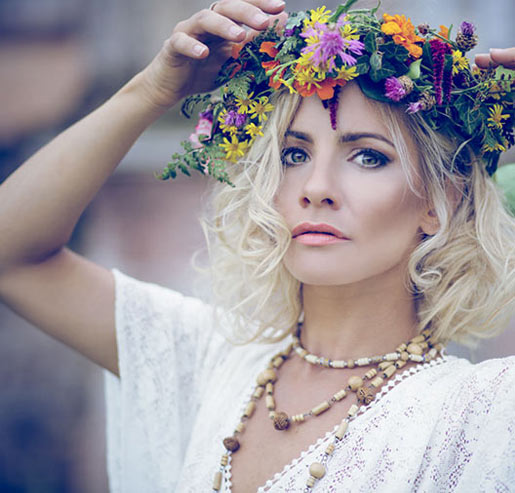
[352,149,390,168]
[281,147,309,167]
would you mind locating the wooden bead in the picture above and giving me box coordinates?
[395,359,406,369]
[243,401,256,418]
[312,401,331,416]
[266,382,274,394]
[268,411,276,420]
[325,443,335,455]
[379,361,393,370]
[382,365,396,378]
[221,455,229,466]
[370,376,384,388]
[347,359,355,369]
[384,352,399,361]
[291,413,305,423]
[273,356,285,368]
[333,389,347,401]
[400,351,410,361]
[365,368,378,380]
[252,386,265,399]
[257,369,277,386]
[356,386,375,404]
[235,422,245,433]
[409,354,424,362]
[396,343,407,352]
[309,462,326,479]
[355,357,370,366]
[266,395,276,410]
[213,471,223,491]
[348,375,363,391]
[306,354,318,364]
[407,343,423,355]
[410,334,426,344]
[306,477,316,488]
[335,420,349,439]
[347,404,359,417]
[273,411,290,430]
[223,436,240,452]
[332,360,346,368]
[297,348,308,357]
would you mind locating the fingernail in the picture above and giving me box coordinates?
[490,48,502,53]
[194,45,206,56]
[270,0,285,6]
[230,25,244,37]
[254,13,269,24]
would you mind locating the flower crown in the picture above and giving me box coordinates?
[161,0,514,185]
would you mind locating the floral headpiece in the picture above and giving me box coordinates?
[161,0,514,185]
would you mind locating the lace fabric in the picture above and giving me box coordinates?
[104,270,515,492]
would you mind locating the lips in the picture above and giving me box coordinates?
[291,222,349,240]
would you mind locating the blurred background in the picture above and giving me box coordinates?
[0,0,514,491]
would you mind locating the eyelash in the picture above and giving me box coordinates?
[280,146,391,169]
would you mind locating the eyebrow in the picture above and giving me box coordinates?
[284,130,395,149]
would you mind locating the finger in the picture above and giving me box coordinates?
[182,9,247,43]
[489,47,515,70]
[474,53,498,69]
[243,11,289,44]
[212,0,285,31]
[165,30,210,60]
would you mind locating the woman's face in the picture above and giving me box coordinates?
[275,82,432,287]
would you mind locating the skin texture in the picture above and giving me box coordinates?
[275,82,438,360]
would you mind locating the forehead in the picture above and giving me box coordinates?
[289,82,392,137]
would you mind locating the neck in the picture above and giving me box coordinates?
[300,269,419,360]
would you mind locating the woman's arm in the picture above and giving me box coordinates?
[0,0,286,376]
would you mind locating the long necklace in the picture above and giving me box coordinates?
[211,328,444,491]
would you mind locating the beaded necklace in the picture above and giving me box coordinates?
[211,328,444,491]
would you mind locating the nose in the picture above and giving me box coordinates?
[299,153,342,209]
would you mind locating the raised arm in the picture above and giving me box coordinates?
[0,0,286,376]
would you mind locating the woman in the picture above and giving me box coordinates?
[0,0,514,491]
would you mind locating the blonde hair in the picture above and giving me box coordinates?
[200,88,515,347]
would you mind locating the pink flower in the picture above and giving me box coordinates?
[188,117,213,149]
[384,76,407,102]
[406,101,423,114]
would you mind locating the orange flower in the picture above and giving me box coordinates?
[259,41,279,58]
[381,13,424,59]
[231,42,246,59]
[438,25,449,39]
[294,78,340,100]
[262,60,285,89]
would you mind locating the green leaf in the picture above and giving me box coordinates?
[285,11,307,30]
[357,76,392,102]
[407,59,421,79]
[369,51,382,71]
[370,59,396,83]
[354,55,370,75]
[364,31,377,53]
[382,41,409,63]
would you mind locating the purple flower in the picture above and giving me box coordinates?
[406,101,423,114]
[301,24,364,70]
[429,39,452,105]
[199,109,213,122]
[460,21,475,36]
[234,113,247,127]
[284,28,295,37]
[224,110,237,126]
[384,77,407,102]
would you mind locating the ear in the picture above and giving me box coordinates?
[419,182,463,237]
[419,205,440,236]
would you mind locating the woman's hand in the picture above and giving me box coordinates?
[138,0,287,110]
[474,47,515,70]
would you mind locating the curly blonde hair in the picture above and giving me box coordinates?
[200,88,515,347]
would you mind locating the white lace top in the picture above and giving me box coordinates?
[103,270,515,492]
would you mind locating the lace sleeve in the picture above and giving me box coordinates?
[103,269,225,492]
[414,356,515,491]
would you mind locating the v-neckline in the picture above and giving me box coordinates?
[219,343,450,492]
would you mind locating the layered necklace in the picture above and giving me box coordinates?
[211,325,444,491]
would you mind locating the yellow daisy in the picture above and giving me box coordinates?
[487,104,510,129]
[335,65,358,82]
[235,92,255,114]
[304,6,332,28]
[245,123,264,139]
[220,135,249,162]
[249,97,275,122]
[452,50,469,75]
